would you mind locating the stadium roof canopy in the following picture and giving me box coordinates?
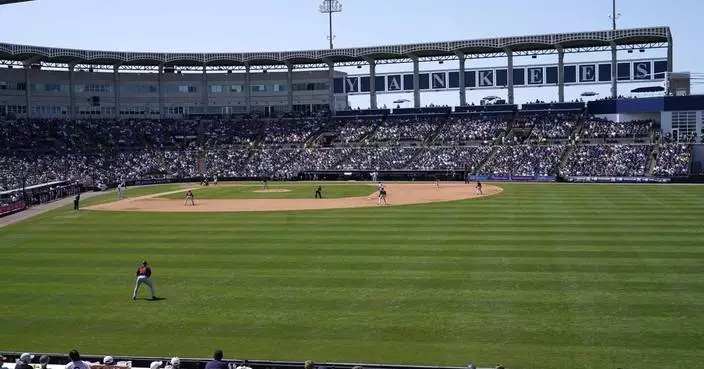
[0,0,34,4]
[0,26,671,69]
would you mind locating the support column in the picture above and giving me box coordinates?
[113,65,120,118]
[158,64,164,117]
[557,46,565,103]
[610,42,618,99]
[456,51,466,106]
[68,64,76,120]
[506,49,514,105]
[286,63,294,113]
[667,36,674,95]
[367,58,377,109]
[23,62,31,118]
[411,55,420,108]
[202,64,208,114]
[327,60,336,112]
[244,63,252,113]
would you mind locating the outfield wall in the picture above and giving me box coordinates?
[0,354,487,369]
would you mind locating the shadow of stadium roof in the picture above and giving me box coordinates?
[0,0,35,4]
[0,27,670,67]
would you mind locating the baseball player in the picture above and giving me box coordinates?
[117,182,125,200]
[213,175,218,186]
[435,177,440,189]
[378,187,388,205]
[314,186,322,199]
[132,261,156,300]
[476,181,483,195]
[184,190,195,206]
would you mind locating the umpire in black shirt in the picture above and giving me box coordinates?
[73,194,81,211]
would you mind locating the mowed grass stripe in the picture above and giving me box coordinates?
[1,183,704,369]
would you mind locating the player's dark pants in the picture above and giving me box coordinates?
[315,191,322,198]
[73,200,79,210]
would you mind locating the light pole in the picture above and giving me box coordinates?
[319,0,342,50]
[609,0,621,30]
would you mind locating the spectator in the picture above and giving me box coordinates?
[205,350,228,369]
[15,353,34,369]
[235,360,252,369]
[149,362,163,369]
[165,358,180,369]
[40,356,51,369]
[0,355,9,369]
[103,357,115,365]
[66,349,92,369]
[303,361,314,369]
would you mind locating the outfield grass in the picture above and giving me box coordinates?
[157,183,375,200]
[1,183,703,369]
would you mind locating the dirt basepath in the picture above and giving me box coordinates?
[85,183,502,213]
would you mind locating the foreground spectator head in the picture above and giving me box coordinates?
[103,356,114,365]
[20,353,34,363]
[0,355,7,366]
[214,350,223,360]
[68,350,81,362]
[40,356,51,369]
[150,361,163,369]
[467,364,476,369]
[170,357,180,368]
[304,361,314,369]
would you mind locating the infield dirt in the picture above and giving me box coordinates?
[85,183,502,213]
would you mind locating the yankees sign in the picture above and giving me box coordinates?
[334,58,667,94]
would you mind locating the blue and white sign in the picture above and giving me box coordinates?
[334,58,667,94]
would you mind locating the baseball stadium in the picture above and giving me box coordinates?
[1,1,703,369]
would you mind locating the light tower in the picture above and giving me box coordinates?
[319,0,342,50]
[609,0,621,30]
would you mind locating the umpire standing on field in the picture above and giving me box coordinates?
[73,194,80,211]
[315,186,322,199]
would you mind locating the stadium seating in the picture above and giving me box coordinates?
[0,113,695,191]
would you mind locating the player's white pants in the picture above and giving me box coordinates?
[133,276,155,298]
[184,197,194,205]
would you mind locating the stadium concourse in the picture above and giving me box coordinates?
[0,109,695,194]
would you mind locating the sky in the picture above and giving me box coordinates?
[0,0,702,108]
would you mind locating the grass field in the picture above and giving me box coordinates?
[1,183,703,369]
[157,183,375,199]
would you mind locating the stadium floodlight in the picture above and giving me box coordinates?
[609,0,621,30]
[319,0,342,50]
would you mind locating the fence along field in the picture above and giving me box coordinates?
[0,183,703,369]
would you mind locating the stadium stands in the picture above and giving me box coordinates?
[0,112,696,192]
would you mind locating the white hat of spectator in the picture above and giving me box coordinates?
[103,356,114,365]
[20,353,34,363]
[150,361,163,369]
[170,357,180,366]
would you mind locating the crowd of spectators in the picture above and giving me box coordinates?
[335,147,421,171]
[0,114,696,191]
[581,118,653,139]
[562,144,652,177]
[433,116,508,144]
[479,145,565,177]
[652,143,692,177]
[407,146,492,171]
[517,113,579,140]
[368,118,439,143]
[264,118,324,145]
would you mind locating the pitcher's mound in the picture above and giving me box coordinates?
[253,189,291,193]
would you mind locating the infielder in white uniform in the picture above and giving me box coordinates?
[133,260,157,300]
[116,182,125,200]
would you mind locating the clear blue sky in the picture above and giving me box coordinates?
[0,0,701,108]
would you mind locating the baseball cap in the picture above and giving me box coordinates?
[40,356,51,364]
[103,356,115,365]
[20,353,34,363]
[150,361,163,369]
[170,357,180,366]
